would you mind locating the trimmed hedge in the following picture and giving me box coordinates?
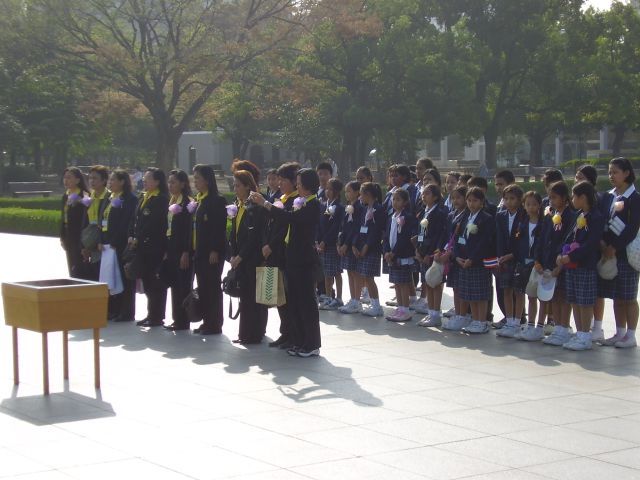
[0,197,61,210]
[0,208,60,237]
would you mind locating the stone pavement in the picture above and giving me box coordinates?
[0,232,638,480]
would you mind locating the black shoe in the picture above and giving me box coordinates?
[195,327,222,335]
[286,346,300,356]
[137,319,164,327]
[492,318,507,329]
[269,336,287,348]
[108,312,119,321]
[278,342,293,350]
[113,315,133,322]
[164,323,189,331]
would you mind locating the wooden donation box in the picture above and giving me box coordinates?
[2,279,108,395]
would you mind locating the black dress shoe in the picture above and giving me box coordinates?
[269,336,287,348]
[138,319,164,327]
[113,315,133,322]
[164,323,189,331]
[278,342,293,350]
[194,326,221,335]
[136,318,150,326]
[108,312,119,321]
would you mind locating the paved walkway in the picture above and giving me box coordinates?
[0,233,638,480]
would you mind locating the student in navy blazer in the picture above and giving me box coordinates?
[338,182,364,312]
[317,178,346,308]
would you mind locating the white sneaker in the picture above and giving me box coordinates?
[443,307,456,318]
[360,288,371,304]
[443,315,470,331]
[323,298,343,310]
[362,305,384,317]
[463,320,490,334]
[496,324,519,338]
[520,325,545,342]
[543,322,555,336]
[563,334,592,351]
[386,308,413,322]
[409,298,422,310]
[412,299,430,314]
[603,333,625,346]
[614,335,637,349]
[339,299,361,314]
[542,328,571,346]
[420,316,442,328]
[591,329,605,343]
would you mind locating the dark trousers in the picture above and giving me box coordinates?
[286,264,321,350]
[195,260,224,332]
[169,258,193,327]
[109,276,136,320]
[64,241,90,279]
[238,266,268,342]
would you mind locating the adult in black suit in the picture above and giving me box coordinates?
[60,167,90,279]
[192,164,227,335]
[84,165,111,281]
[164,169,194,331]
[250,168,322,357]
[229,170,269,344]
[99,169,138,322]
[130,168,169,327]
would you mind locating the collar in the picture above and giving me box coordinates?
[195,190,209,202]
[468,210,480,223]
[424,204,438,218]
[91,188,108,200]
[610,184,636,199]
[508,210,517,218]
[170,194,183,205]
[401,183,410,190]
[66,188,81,196]
[144,189,159,198]
[281,190,298,203]
[110,192,122,199]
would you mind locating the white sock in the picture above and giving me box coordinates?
[371,298,380,308]
[593,320,603,331]
[616,327,626,337]
[627,329,636,339]
[432,310,441,319]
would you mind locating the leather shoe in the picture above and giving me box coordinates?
[193,326,222,335]
[164,323,189,331]
[137,319,164,327]
[269,336,287,348]
[112,315,133,322]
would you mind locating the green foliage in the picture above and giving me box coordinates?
[0,166,41,186]
[0,208,60,236]
[0,197,60,210]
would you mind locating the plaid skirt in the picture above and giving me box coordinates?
[389,263,414,284]
[340,250,357,272]
[446,264,459,289]
[321,248,343,277]
[565,268,598,306]
[459,266,492,302]
[495,264,515,290]
[382,261,390,275]
[356,253,381,277]
[598,260,639,301]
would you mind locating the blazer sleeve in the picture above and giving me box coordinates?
[568,213,605,264]
[175,204,192,254]
[495,214,506,257]
[468,214,493,265]
[610,194,640,252]
[435,209,449,251]
[322,204,345,245]
[368,208,387,249]
[238,207,265,262]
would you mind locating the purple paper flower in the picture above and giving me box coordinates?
[81,196,93,207]
[67,193,80,205]
[110,197,123,208]
[273,200,284,209]
[226,204,238,218]
[168,203,183,215]
[187,200,198,214]
[293,197,305,210]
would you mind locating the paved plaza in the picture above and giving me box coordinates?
[0,232,638,480]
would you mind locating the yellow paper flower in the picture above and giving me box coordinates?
[552,214,562,225]
[576,213,587,229]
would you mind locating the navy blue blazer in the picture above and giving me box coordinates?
[564,209,605,269]
[514,216,542,265]
[535,207,578,270]
[602,188,640,262]
[269,197,321,268]
[338,201,363,248]
[495,208,526,258]
[317,201,345,248]
[417,205,449,257]
[266,189,282,204]
[383,209,418,259]
[454,209,495,266]
[353,202,387,255]
[484,200,498,218]
[382,190,394,217]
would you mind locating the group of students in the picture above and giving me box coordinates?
[312,158,639,352]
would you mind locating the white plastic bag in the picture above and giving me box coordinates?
[425,261,444,288]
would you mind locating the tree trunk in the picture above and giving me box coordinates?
[484,125,499,170]
[339,129,357,181]
[528,132,545,167]
[156,132,178,172]
[612,124,626,157]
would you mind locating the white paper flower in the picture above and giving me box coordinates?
[420,218,429,229]
[345,205,354,215]
[466,223,478,235]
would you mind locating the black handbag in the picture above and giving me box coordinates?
[182,289,203,323]
[222,269,242,298]
[122,244,140,280]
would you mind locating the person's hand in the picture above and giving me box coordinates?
[81,248,91,262]
[209,251,220,265]
[230,255,242,269]
[319,241,326,253]
[463,259,472,269]
[456,257,465,267]
[603,245,616,259]
[552,266,561,277]
[180,252,190,270]
[352,246,361,259]
[97,243,104,252]
[249,191,266,206]
[338,245,347,257]
[534,262,543,273]
[262,244,272,259]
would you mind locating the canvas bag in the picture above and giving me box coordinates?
[255,266,286,307]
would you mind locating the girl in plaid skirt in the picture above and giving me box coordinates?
[317,178,345,310]
[338,181,364,314]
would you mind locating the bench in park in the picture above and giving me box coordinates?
[7,182,53,197]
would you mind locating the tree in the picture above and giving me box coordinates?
[41,0,303,171]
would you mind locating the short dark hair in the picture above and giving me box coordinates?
[327,177,343,195]
[543,168,563,186]
[234,169,258,192]
[392,188,410,204]
[466,186,486,202]
[446,171,462,181]
[424,168,442,186]
[316,161,333,176]
[452,185,468,199]
[168,169,192,198]
[396,165,411,183]
[503,184,524,200]
[495,170,515,185]
[89,165,109,182]
[576,164,597,186]
[276,162,300,184]
[459,173,472,185]
[423,183,442,202]
[572,181,597,209]
[523,190,542,206]
[193,164,219,196]
[417,157,434,170]
[610,157,636,185]
[549,181,570,201]
[467,176,488,191]
[360,181,380,200]
[356,166,373,182]
[345,181,360,194]
[297,168,319,193]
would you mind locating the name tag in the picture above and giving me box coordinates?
[417,235,424,242]
[458,237,466,246]
[102,219,108,228]
[399,258,415,266]
[360,226,369,234]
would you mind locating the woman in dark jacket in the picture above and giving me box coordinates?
[229,170,268,344]
[99,169,138,322]
[130,168,169,327]
[164,169,194,331]
[192,164,227,335]
[250,168,322,357]
[60,167,90,278]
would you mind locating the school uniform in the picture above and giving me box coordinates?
[416,204,449,283]
[262,191,298,345]
[269,196,322,353]
[192,192,227,334]
[535,207,577,294]
[165,195,193,328]
[267,189,282,204]
[598,185,640,300]
[316,188,328,295]
[338,200,363,272]
[495,208,525,290]
[446,209,468,290]
[101,191,138,321]
[384,209,418,284]
[454,209,495,302]
[563,210,605,306]
[130,191,169,324]
[229,200,268,343]
[317,200,345,277]
[85,189,111,281]
[354,202,387,277]
[513,215,541,294]
[60,190,89,279]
